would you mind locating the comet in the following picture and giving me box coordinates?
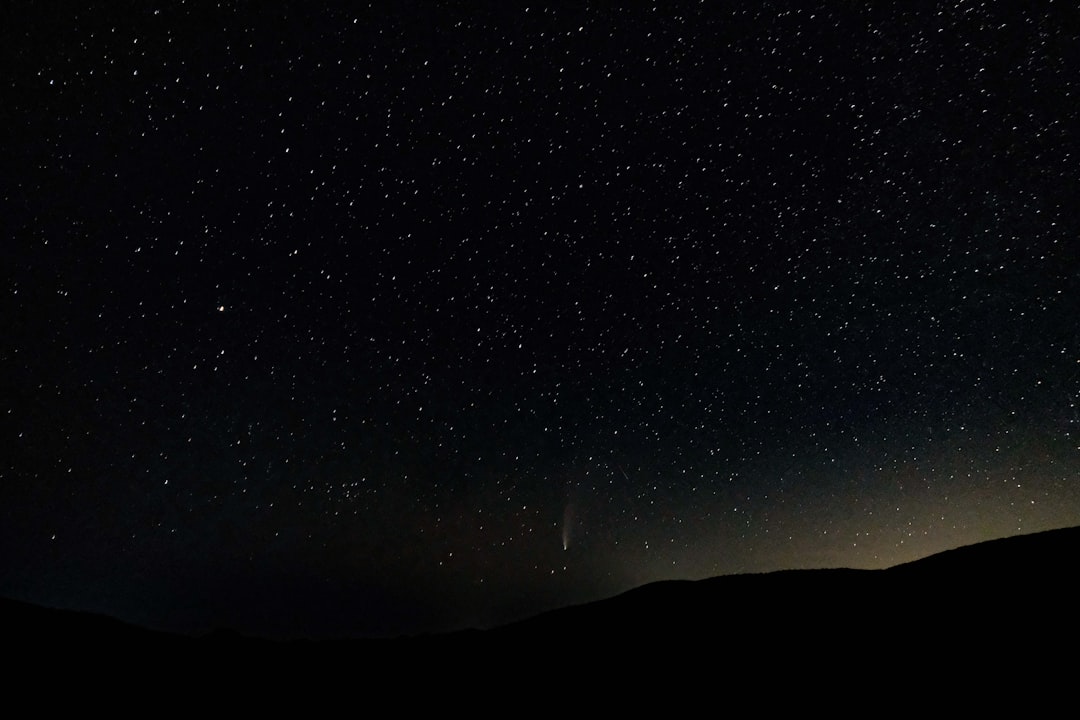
[561,501,574,550]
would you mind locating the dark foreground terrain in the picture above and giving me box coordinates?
[5,526,1077,708]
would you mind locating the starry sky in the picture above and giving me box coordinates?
[3,1,1079,638]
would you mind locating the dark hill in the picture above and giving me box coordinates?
[4,526,1077,705]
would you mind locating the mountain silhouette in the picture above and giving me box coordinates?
[5,525,1077,706]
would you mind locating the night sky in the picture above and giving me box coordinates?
[4,1,1079,639]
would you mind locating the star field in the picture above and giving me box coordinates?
[3,2,1079,637]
